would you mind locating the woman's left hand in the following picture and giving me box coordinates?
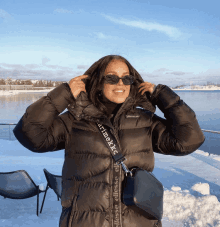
[138,82,156,95]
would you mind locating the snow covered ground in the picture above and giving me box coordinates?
[0,139,220,227]
[172,85,220,90]
[0,88,54,96]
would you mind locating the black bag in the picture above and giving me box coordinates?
[97,122,164,221]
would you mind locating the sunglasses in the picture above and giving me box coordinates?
[103,74,135,85]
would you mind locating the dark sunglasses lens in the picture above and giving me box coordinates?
[123,75,134,85]
[104,75,134,85]
[105,75,118,84]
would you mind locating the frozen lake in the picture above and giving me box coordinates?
[0,89,220,155]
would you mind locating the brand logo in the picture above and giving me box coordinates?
[97,123,119,155]
[113,163,121,227]
[125,115,140,118]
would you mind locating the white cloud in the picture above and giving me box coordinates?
[195,68,220,84]
[54,8,74,14]
[93,32,117,40]
[166,71,187,76]
[42,57,50,65]
[144,49,156,54]
[94,32,107,39]
[0,9,12,19]
[0,62,80,82]
[153,68,172,73]
[54,8,84,14]
[25,64,40,69]
[77,65,89,70]
[101,14,183,39]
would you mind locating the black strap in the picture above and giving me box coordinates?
[96,123,126,164]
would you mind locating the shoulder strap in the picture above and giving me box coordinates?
[96,123,132,176]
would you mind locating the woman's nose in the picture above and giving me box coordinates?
[117,78,124,85]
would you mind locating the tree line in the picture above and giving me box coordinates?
[0,78,65,87]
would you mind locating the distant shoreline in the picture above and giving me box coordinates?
[0,87,220,97]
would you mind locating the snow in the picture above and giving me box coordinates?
[0,139,220,227]
[0,88,54,96]
[172,85,220,90]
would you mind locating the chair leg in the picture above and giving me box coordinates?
[40,184,49,213]
[37,186,39,216]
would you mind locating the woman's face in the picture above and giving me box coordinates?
[103,60,131,104]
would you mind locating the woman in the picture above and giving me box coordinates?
[13,55,205,227]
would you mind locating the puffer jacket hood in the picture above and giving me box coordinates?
[13,82,205,227]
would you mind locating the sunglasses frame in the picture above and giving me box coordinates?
[103,74,135,85]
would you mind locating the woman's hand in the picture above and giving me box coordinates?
[69,75,89,99]
[138,82,156,95]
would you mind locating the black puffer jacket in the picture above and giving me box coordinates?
[13,83,205,227]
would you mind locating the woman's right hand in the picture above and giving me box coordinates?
[68,75,89,99]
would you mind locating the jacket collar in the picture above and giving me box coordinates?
[68,91,156,129]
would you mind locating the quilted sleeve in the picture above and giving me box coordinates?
[13,83,76,153]
[150,84,205,156]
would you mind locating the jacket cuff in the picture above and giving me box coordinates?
[47,82,75,113]
[150,84,180,112]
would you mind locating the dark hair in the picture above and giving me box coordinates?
[83,55,154,115]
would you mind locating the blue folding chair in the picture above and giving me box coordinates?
[0,170,46,216]
[40,168,62,213]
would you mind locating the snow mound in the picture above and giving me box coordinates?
[191,182,210,195]
[39,182,48,191]
[195,150,210,156]
[171,186,181,191]
[213,156,220,161]
[164,186,220,227]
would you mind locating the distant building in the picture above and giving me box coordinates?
[0,85,33,90]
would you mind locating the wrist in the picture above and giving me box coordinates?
[153,84,156,92]
[150,84,157,95]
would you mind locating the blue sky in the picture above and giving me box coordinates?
[0,0,220,87]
